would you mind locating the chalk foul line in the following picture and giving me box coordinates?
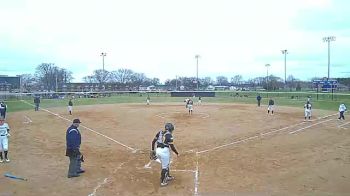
[20,100,136,152]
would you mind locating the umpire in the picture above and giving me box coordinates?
[66,118,85,178]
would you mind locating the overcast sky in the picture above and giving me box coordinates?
[1,0,349,83]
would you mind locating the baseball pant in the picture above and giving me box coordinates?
[305,109,312,118]
[0,136,9,151]
[156,147,170,169]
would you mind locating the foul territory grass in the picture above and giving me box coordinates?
[3,91,349,113]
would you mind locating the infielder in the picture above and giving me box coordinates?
[150,123,179,187]
[146,95,150,105]
[304,101,312,121]
[198,96,202,105]
[187,99,194,115]
[68,99,73,115]
[0,117,10,163]
[268,98,274,115]
[0,101,7,119]
[338,103,347,120]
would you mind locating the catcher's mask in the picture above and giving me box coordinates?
[165,123,174,132]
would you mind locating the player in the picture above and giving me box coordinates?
[256,94,262,107]
[338,103,347,120]
[184,98,189,108]
[0,116,10,162]
[198,96,202,105]
[267,98,274,115]
[187,99,194,115]
[66,118,84,178]
[146,95,150,105]
[34,96,40,111]
[0,101,7,119]
[68,99,73,115]
[150,123,179,187]
[304,101,312,121]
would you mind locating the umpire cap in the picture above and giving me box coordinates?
[73,119,81,123]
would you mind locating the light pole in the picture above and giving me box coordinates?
[195,54,200,90]
[265,64,271,91]
[100,52,107,89]
[281,49,288,86]
[175,75,178,91]
[323,36,336,80]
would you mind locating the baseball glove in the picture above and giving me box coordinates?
[149,150,157,160]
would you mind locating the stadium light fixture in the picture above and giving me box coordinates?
[281,50,288,85]
[323,36,336,80]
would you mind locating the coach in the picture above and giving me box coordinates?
[66,118,84,178]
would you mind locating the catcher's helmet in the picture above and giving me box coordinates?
[165,123,174,132]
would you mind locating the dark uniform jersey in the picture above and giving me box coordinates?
[268,99,274,105]
[68,100,73,106]
[155,130,173,148]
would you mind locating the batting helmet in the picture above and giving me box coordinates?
[165,123,174,132]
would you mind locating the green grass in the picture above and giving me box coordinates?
[4,91,349,113]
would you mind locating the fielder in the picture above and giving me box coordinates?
[0,117,10,162]
[198,96,202,105]
[304,101,312,121]
[146,95,150,105]
[34,96,40,111]
[68,99,73,115]
[338,103,347,120]
[267,98,274,115]
[150,123,179,187]
[0,101,7,119]
[187,99,194,115]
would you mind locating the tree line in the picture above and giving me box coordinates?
[20,63,349,92]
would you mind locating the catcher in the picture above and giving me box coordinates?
[150,123,179,187]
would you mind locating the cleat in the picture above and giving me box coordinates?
[167,176,174,181]
[5,158,10,162]
[0,159,3,163]
[160,182,168,187]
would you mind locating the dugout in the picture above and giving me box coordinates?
[170,91,215,97]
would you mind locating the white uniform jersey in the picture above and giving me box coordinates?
[0,123,10,136]
[339,104,347,112]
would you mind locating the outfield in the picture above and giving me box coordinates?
[0,94,350,195]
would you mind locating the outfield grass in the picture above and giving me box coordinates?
[4,91,349,113]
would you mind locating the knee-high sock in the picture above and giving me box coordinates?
[161,169,168,183]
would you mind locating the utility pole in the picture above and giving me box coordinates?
[323,36,336,80]
[281,49,288,86]
[195,54,200,90]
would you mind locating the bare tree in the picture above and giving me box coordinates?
[216,76,229,86]
[231,75,242,86]
[111,68,134,83]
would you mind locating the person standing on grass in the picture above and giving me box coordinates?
[0,101,7,119]
[34,96,40,111]
[256,94,262,107]
[146,95,151,105]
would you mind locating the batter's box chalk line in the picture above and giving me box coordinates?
[88,162,127,196]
